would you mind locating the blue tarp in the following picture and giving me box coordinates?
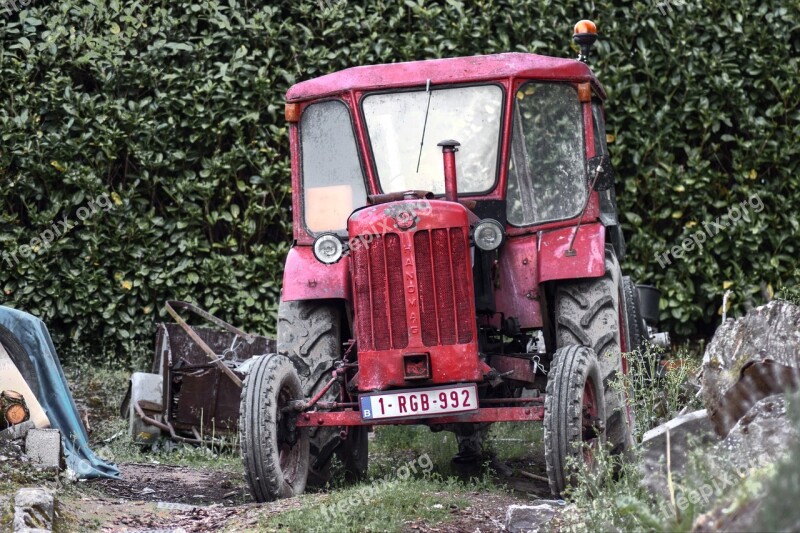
[0,306,120,479]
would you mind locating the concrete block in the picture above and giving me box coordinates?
[506,503,560,533]
[24,429,63,469]
[13,487,54,532]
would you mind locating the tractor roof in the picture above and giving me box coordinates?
[286,52,606,103]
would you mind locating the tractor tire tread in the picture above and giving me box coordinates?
[240,354,309,502]
[544,345,604,496]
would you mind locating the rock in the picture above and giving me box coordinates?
[24,429,63,469]
[639,409,718,499]
[701,300,800,436]
[713,394,795,472]
[0,420,35,442]
[505,502,564,532]
[13,488,54,532]
[690,395,796,532]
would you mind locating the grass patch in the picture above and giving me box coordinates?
[370,425,457,478]
[561,437,777,531]
[488,422,543,463]
[63,363,131,430]
[93,418,242,471]
[370,420,543,477]
[264,476,472,533]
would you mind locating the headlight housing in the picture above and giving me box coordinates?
[473,219,505,251]
[312,233,345,264]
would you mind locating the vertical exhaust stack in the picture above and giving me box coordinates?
[437,139,461,202]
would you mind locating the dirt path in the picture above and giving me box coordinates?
[66,462,296,531]
[62,461,544,531]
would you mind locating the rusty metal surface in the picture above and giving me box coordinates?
[489,354,538,384]
[150,308,275,440]
[164,301,251,387]
[295,406,545,427]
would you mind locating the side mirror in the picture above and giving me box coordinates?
[588,155,614,192]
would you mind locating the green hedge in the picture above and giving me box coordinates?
[1,0,798,365]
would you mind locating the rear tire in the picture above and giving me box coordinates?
[338,426,369,482]
[240,354,309,502]
[622,276,659,383]
[622,276,647,352]
[278,300,367,485]
[555,249,635,455]
[544,345,606,496]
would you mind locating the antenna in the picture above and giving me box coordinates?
[415,79,432,173]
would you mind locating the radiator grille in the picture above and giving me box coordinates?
[414,228,473,347]
[352,227,473,350]
[352,233,408,350]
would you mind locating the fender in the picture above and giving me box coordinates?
[281,246,352,302]
[538,222,606,282]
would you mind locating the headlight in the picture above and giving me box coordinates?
[473,219,505,251]
[313,233,344,264]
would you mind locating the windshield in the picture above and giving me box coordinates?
[506,83,587,226]
[362,85,503,195]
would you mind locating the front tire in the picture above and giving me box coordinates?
[240,354,309,502]
[544,345,606,496]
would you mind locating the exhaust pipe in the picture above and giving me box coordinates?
[437,139,460,202]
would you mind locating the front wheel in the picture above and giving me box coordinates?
[544,345,606,497]
[240,354,309,502]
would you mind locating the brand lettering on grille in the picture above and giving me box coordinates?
[404,243,419,335]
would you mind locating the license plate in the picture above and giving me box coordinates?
[359,384,478,421]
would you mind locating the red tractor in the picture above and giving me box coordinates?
[240,20,667,500]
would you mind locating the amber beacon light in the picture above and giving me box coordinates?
[573,19,598,63]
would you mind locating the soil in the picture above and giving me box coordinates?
[66,462,291,532]
[92,463,248,505]
[62,459,549,531]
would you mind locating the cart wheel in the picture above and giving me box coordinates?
[544,345,606,497]
[240,354,309,502]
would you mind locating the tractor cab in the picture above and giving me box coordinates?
[240,21,669,502]
[284,51,613,242]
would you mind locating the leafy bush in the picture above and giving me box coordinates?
[1,0,798,364]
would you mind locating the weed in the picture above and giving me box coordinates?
[616,344,703,442]
[755,396,800,530]
[560,346,713,531]
[370,425,458,478]
[488,422,543,463]
[264,476,470,532]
